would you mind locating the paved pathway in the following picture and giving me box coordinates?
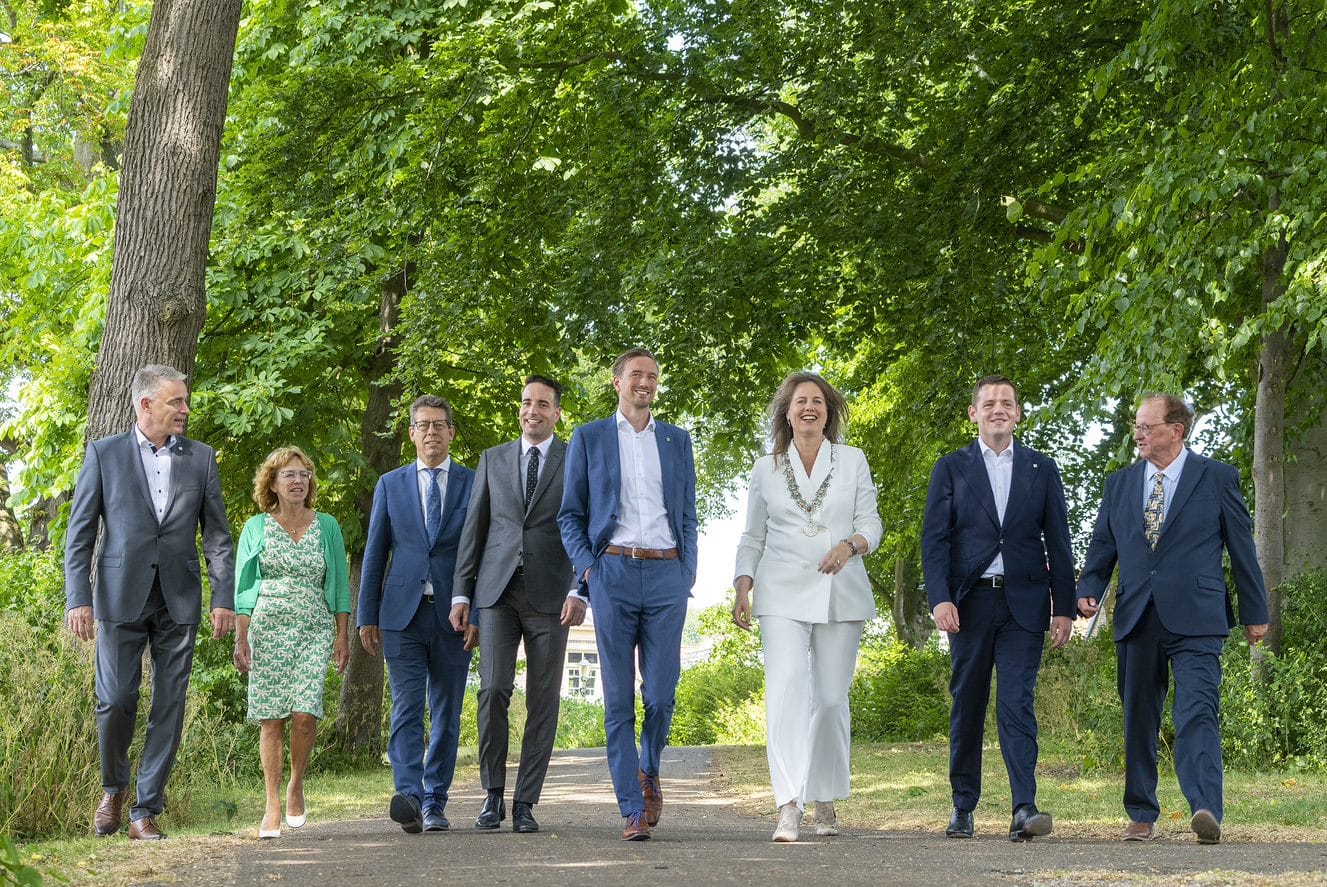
[171,747,1327,886]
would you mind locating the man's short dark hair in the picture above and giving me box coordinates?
[409,394,453,424]
[611,348,658,378]
[525,374,563,406]
[971,374,1019,406]
[1142,392,1195,439]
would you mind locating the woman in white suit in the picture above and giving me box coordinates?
[732,371,882,843]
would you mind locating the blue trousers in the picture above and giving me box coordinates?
[947,584,1046,812]
[588,555,690,817]
[383,597,472,811]
[1118,602,1225,823]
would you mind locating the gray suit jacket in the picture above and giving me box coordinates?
[64,430,235,625]
[454,437,575,614]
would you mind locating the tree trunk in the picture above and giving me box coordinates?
[1253,211,1289,656]
[1283,398,1327,576]
[0,459,22,550]
[891,548,932,649]
[334,266,409,753]
[83,0,242,442]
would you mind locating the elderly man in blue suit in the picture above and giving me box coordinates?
[358,395,476,834]
[922,374,1076,842]
[558,347,698,842]
[1078,393,1268,845]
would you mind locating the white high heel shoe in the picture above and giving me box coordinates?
[285,811,307,828]
[772,802,801,843]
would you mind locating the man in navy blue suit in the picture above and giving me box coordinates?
[358,395,476,834]
[558,348,698,841]
[922,375,1076,842]
[1078,393,1268,845]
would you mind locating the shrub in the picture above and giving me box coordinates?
[670,659,764,745]
[849,640,950,742]
[555,695,608,749]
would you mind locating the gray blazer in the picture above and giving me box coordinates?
[454,437,575,614]
[64,430,235,625]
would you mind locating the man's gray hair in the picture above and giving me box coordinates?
[130,365,187,409]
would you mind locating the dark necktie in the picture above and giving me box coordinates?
[525,446,540,510]
[1144,471,1165,549]
[425,467,443,546]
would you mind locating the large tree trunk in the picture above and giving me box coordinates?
[0,458,22,550]
[83,0,242,441]
[891,549,932,649]
[1283,398,1327,580]
[1253,213,1289,656]
[334,267,409,753]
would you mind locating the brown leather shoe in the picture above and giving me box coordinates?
[637,769,662,827]
[128,817,167,840]
[94,790,127,837]
[1122,820,1156,841]
[622,812,651,841]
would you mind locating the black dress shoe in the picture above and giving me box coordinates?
[423,807,450,831]
[475,790,505,830]
[389,793,423,834]
[946,807,974,838]
[512,801,538,833]
[1009,803,1053,842]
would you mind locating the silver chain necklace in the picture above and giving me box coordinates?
[782,443,835,536]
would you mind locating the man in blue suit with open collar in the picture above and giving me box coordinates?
[358,395,476,834]
[558,347,698,842]
[922,374,1076,842]
[1078,393,1268,845]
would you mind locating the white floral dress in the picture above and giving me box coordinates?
[247,516,334,720]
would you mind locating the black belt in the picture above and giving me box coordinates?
[973,576,1004,588]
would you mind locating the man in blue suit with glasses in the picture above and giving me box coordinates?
[358,395,476,834]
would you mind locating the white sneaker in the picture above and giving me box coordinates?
[773,802,801,842]
[814,801,839,836]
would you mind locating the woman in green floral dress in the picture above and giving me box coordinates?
[233,447,350,838]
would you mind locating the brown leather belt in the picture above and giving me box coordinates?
[603,545,679,560]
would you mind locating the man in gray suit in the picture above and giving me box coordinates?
[64,364,235,840]
[451,375,587,834]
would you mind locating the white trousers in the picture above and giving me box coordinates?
[759,615,864,810]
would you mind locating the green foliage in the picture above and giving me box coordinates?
[554,695,609,749]
[693,602,762,669]
[1032,628,1125,770]
[848,640,950,743]
[0,549,65,628]
[671,660,764,746]
[0,834,47,887]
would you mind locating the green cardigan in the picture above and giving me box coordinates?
[233,512,351,617]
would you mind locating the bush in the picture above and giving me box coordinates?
[1033,628,1126,769]
[555,695,607,749]
[849,639,950,742]
[670,659,765,745]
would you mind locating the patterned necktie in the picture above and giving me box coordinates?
[525,446,540,510]
[425,467,442,546]
[1144,471,1166,549]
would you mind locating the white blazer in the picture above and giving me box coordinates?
[734,440,882,623]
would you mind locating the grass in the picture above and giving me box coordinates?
[17,754,478,886]
[710,741,1327,843]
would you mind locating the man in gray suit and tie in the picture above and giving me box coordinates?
[64,364,235,840]
[451,375,587,834]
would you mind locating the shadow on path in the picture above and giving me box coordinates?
[172,747,1327,886]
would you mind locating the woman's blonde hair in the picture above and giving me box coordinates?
[252,446,318,512]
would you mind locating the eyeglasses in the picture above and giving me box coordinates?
[412,420,453,431]
[1131,422,1178,436]
[278,470,314,481]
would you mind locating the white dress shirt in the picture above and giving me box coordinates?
[610,410,676,550]
[1143,446,1188,522]
[134,426,175,522]
[979,438,1014,578]
[415,456,451,596]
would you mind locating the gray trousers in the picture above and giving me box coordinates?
[95,580,197,821]
[477,571,570,804]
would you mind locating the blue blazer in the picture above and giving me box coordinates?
[357,461,474,633]
[921,440,1076,632]
[557,415,699,582]
[1077,451,1268,640]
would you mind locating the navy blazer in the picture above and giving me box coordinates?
[557,415,699,583]
[1077,451,1268,640]
[358,461,474,633]
[921,440,1076,632]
